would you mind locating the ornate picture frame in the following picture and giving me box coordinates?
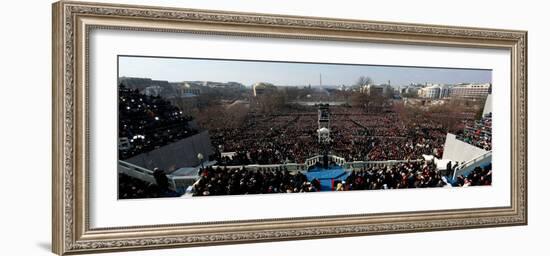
[52,1,527,255]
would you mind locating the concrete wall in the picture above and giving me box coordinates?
[124,131,213,172]
[442,133,488,163]
[483,94,493,115]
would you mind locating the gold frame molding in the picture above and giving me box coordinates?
[52,1,527,255]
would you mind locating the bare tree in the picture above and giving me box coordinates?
[354,76,373,88]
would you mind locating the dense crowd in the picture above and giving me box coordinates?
[118,84,198,159]
[456,113,492,150]
[116,83,492,198]
[211,105,449,165]
[211,112,320,165]
[337,161,448,190]
[117,87,464,164]
[120,161,491,198]
[192,166,321,196]
[191,161,492,196]
[331,109,446,161]
[118,173,180,199]
[454,164,492,187]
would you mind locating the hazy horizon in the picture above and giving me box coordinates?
[119,56,492,87]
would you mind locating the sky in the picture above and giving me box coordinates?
[118,56,492,87]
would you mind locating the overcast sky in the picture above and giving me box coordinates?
[118,56,492,87]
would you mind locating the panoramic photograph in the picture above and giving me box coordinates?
[117,56,493,199]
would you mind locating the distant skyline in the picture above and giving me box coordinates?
[118,56,492,87]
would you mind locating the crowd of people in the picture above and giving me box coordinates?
[210,112,320,165]
[336,161,448,190]
[454,164,492,187]
[210,105,449,165]
[456,113,492,150]
[121,161,491,198]
[118,84,198,159]
[331,108,447,161]
[117,81,493,198]
[335,162,491,191]
[118,173,180,199]
[118,84,477,165]
[191,160,492,196]
[192,166,321,196]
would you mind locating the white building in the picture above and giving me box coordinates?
[400,84,422,96]
[360,84,388,96]
[418,84,450,99]
[143,85,162,97]
[252,82,277,97]
[449,83,491,98]
[418,85,440,98]
[177,83,201,96]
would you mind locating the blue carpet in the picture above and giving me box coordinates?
[305,166,348,191]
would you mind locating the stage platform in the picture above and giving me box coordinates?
[305,166,349,191]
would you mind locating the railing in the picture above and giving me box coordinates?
[455,150,492,170]
[118,160,156,184]
[212,155,424,173]
[344,159,424,170]
[331,155,346,166]
[210,163,307,174]
[305,155,323,168]
[170,176,199,194]
[118,160,198,193]
[304,155,347,168]
[452,151,492,179]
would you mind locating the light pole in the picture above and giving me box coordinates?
[197,153,204,169]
